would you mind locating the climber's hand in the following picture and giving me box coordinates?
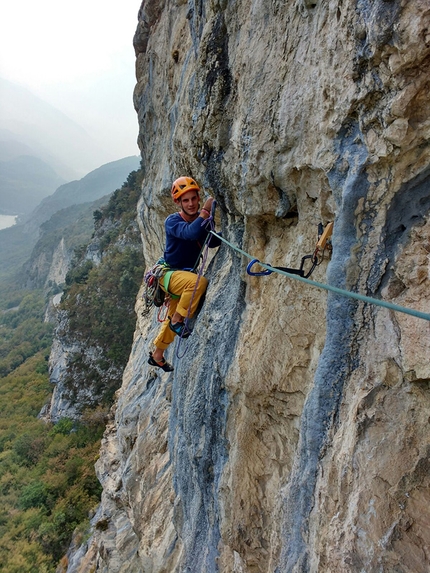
[202,197,214,214]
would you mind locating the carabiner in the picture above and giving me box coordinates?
[299,254,317,278]
[246,259,274,276]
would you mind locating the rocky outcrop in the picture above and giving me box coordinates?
[46,238,71,286]
[44,201,143,424]
[68,1,430,572]
[41,310,124,424]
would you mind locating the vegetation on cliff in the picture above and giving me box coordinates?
[0,353,104,572]
[59,168,145,406]
[0,291,52,377]
[0,167,145,571]
[0,290,103,572]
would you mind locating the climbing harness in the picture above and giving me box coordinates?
[210,228,430,323]
[247,222,333,278]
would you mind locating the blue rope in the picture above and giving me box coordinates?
[211,231,430,323]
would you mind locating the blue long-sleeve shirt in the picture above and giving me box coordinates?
[163,212,221,269]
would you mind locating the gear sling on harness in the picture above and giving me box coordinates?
[142,260,179,315]
[162,270,180,299]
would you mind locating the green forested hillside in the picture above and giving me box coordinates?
[0,291,52,377]
[0,167,144,571]
[0,354,105,572]
[0,291,104,572]
[59,168,144,406]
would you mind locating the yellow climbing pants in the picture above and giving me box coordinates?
[153,270,208,350]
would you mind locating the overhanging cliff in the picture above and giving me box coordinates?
[67,1,430,571]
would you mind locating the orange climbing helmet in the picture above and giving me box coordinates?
[171,176,200,202]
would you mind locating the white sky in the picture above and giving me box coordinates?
[0,0,142,163]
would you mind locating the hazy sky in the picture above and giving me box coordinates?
[0,0,142,163]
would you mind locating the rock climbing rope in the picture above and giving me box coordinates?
[210,226,430,323]
[142,260,169,316]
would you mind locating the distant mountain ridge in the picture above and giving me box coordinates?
[0,136,34,161]
[26,155,141,230]
[0,155,141,282]
[0,154,66,216]
[0,127,78,182]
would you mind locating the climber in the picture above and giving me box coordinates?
[148,176,221,372]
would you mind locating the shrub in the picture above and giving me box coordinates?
[19,481,49,510]
[13,433,46,467]
[50,418,74,436]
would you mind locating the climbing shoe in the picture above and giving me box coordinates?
[148,352,174,372]
[168,318,191,338]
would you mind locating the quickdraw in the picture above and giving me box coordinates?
[247,222,333,278]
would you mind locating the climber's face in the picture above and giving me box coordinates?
[179,190,200,217]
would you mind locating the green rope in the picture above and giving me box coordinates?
[211,231,430,323]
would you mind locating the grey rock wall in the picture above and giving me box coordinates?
[66,1,430,572]
[43,310,122,423]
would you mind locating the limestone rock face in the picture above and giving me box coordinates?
[43,213,140,424]
[69,1,430,571]
[46,238,71,286]
[41,310,122,423]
